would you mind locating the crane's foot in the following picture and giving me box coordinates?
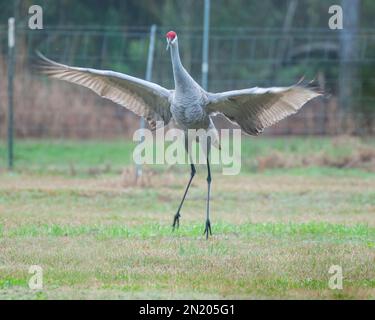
[172,212,181,231]
[203,219,212,240]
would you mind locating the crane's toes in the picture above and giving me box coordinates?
[172,212,181,231]
[203,219,212,240]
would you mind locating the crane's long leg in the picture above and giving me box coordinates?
[172,137,195,230]
[203,136,213,239]
[203,155,212,239]
[172,162,196,230]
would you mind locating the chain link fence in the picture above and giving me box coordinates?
[0,25,374,139]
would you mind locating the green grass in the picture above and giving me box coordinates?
[0,277,27,289]
[1,136,374,176]
[261,166,375,178]
[0,139,135,173]
[2,222,373,242]
[0,137,374,299]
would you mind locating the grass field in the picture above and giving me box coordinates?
[0,137,374,299]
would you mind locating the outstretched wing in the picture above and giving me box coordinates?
[37,52,173,129]
[206,85,321,135]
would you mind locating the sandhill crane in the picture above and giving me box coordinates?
[38,30,320,239]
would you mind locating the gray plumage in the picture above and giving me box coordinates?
[37,34,320,139]
[38,31,321,239]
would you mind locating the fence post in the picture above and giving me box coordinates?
[136,24,157,179]
[7,17,15,170]
[201,0,211,90]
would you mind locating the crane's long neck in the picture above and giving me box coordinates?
[170,39,198,93]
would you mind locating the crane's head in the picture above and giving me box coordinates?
[166,31,177,50]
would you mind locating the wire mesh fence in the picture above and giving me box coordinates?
[0,25,374,140]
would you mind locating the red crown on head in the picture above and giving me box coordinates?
[166,31,177,40]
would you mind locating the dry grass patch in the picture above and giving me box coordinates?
[0,170,374,299]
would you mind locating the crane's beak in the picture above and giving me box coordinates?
[166,39,171,51]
